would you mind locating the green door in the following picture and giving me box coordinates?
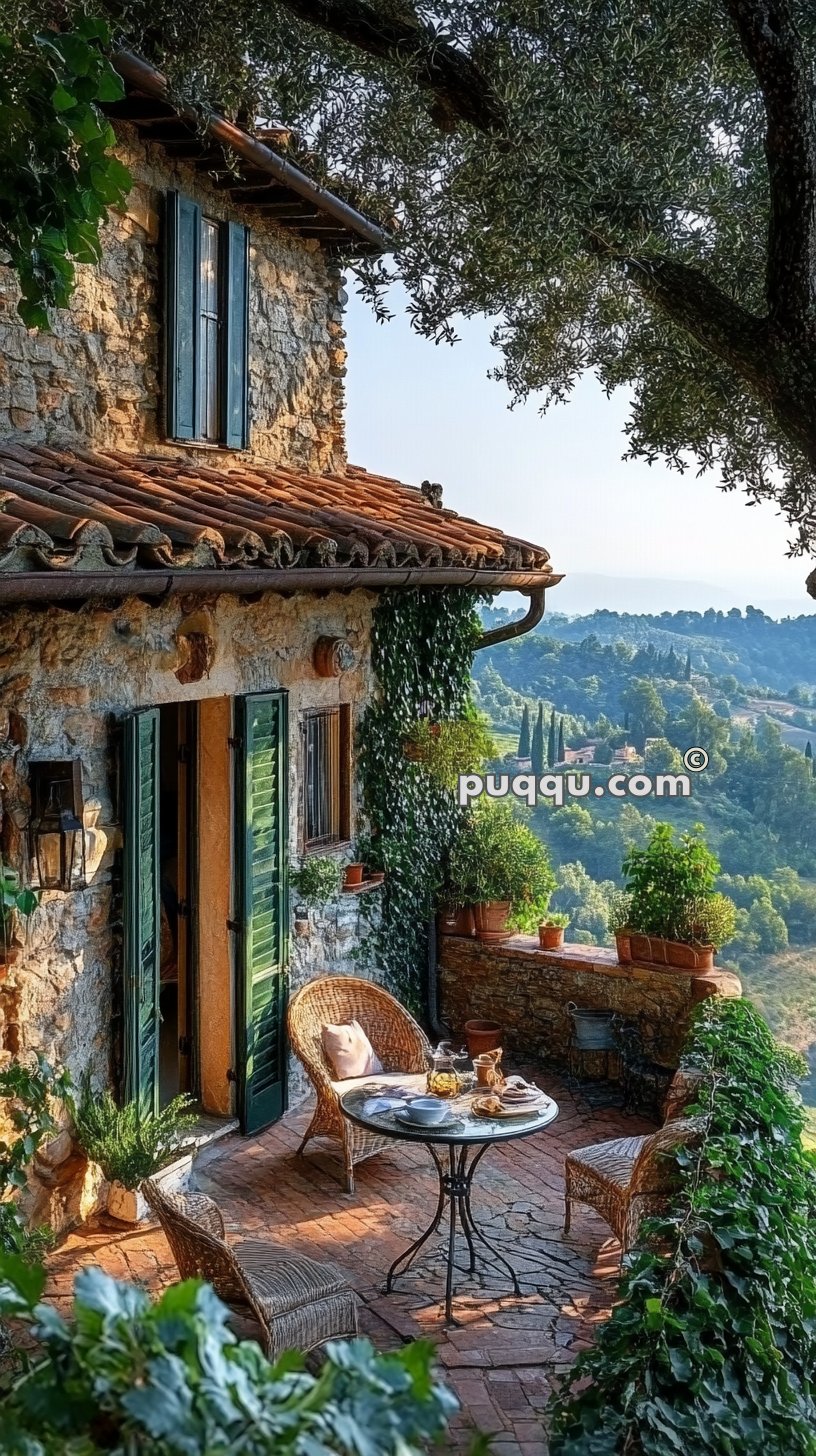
[235,692,288,1134]
[123,709,161,1118]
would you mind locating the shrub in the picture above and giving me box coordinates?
[403,716,495,788]
[290,856,342,906]
[0,1260,457,1453]
[623,823,736,944]
[448,800,556,930]
[0,1055,70,1261]
[72,1078,195,1188]
[550,998,816,1455]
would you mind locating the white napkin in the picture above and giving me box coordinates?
[362,1096,406,1116]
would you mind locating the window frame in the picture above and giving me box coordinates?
[164,192,250,449]
[301,705,352,854]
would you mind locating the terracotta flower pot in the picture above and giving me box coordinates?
[628,932,715,972]
[614,929,633,963]
[343,862,364,889]
[473,900,512,942]
[538,924,565,950]
[437,905,476,938]
[465,1019,503,1056]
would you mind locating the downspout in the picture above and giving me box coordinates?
[426,585,551,1040]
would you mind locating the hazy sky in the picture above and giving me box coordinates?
[344,285,816,617]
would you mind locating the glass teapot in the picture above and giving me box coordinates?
[426,1040,467,1098]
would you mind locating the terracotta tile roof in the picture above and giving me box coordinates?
[0,444,554,582]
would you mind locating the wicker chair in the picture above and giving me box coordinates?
[143,1180,357,1358]
[287,975,432,1192]
[563,1117,702,1251]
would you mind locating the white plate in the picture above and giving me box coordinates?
[394,1107,458,1129]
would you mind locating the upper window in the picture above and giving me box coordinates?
[164,192,250,448]
[302,706,351,850]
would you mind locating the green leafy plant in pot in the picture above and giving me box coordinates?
[538,911,569,950]
[72,1077,195,1223]
[448,800,556,942]
[620,824,737,971]
[1,865,39,963]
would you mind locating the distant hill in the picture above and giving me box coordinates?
[546,572,816,617]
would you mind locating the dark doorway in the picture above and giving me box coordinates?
[158,703,197,1108]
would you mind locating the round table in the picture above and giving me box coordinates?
[339,1074,559,1324]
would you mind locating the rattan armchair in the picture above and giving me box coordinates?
[143,1180,357,1358]
[563,1117,702,1252]
[287,975,432,1192]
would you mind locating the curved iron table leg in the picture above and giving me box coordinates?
[459,1144,522,1295]
[385,1137,525,1323]
[385,1143,446,1292]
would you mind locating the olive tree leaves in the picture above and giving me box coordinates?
[0,17,131,329]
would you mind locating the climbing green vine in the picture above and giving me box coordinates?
[357,589,482,1011]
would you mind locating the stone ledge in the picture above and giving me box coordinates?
[438,935,741,1072]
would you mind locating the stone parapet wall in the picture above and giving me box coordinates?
[0,122,347,472]
[439,936,741,1071]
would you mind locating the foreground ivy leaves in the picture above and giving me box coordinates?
[550,998,816,1456]
[0,1261,457,1453]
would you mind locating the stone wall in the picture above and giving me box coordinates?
[0,588,381,1225]
[438,935,741,1071]
[0,123,347,471]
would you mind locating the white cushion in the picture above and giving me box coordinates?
[321,1019,383,1080]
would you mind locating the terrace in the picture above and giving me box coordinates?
[44,1060,655,1456]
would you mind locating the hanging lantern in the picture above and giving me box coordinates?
[29,761,87,892]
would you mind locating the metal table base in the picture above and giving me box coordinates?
[386,1141,520,1325]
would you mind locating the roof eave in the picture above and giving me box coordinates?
[0,566,563,606]
[111,51,391,256]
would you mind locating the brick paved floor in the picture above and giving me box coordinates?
[45,1073,654,1455]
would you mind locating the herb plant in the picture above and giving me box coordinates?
[71,1078,195,1188]
[0,1055,71,1261]
[290,856,342,907]
[1,865,38,958]
[551,997,816,1456]
[0,1259,457,1454]
[403,716,495,789]
[622,824,736,944]
[447,799,556,932]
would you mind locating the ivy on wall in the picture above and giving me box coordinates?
[357,588,481,1011]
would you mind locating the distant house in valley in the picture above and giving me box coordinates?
[560,745,596,766]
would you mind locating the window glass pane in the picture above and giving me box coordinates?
[199,219,220,442]
[304,710,344,847]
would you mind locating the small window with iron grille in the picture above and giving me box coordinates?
[302,706,351,850]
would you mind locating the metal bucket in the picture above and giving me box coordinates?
[567,1003,616,1051]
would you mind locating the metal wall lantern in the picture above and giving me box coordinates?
[29,760,87,892]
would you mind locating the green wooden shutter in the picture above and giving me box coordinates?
[122,709,161,1119]
[235,692,288,1133]
[165,191,201,440]
[221,221,250,449]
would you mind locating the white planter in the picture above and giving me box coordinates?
[153,1150,194,1196]
[107,1181,149,1224]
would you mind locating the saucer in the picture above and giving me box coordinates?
[394,1107,458,1130]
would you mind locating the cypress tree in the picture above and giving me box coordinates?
[557,718,565,762]
[807,740,813,762]
[531,704,545,776]
[518,704,531,758]
[547,709,556,768]
[684,651,692,681]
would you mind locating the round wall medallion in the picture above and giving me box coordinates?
[313,635,355,677]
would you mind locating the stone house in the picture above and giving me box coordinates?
[0,54,558,1219]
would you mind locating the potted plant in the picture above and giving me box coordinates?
[618,824,737,971]
[291,856,342,910]
[448,801,556,942]
[72,1078,196,1223]
[403,716,495,788]
[538,912,569,950]
[343,860,364,889]
[1,865,38,965]
[607,889,633,962]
